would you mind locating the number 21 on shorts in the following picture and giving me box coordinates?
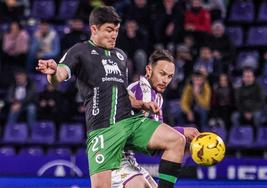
[92,135,105,164]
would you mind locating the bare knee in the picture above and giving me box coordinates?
[168,132,186,151]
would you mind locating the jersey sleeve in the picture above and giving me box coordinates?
[58,43,82,79]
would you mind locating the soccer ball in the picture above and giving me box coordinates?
[190,132,226,166]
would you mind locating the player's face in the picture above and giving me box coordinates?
[91,23,120,49]
[147,60,175,93]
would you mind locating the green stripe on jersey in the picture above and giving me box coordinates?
[159,173,177,184]
[110,86,118,125]
[104,49,111,57]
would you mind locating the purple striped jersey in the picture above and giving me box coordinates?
[127,76,163,122]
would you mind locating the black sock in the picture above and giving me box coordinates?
[158,159,182,188]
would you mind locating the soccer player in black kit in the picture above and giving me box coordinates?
[36,6,188,188]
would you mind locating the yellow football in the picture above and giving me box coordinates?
[190,132,226,166]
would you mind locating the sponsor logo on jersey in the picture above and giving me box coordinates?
[91,50,99,55]
[102,59,122,76]
[92,87,100,116]
[116,51,124,61]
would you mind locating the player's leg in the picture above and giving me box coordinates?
[124,175,151,188]
[112,154,153,188]
[126,117,185,188]
[147,124,186,188]
[91,170,112,188]
[87,125,129,188]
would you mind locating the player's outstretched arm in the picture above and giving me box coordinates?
[36,59,69,85]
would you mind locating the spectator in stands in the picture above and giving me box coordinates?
[194,46,218,83]
[2,21,29,69]
[174,44,194,83]
[184,0,211,33]
[61,18,89,54]
[123,0,151,33]
[232,68,265,127]
[211,73,234,130]
[27,20,60,73]
[0,0,25,22]
[117,19,148,76]
[203,0,226,21]
[180,71,211,130]
[6,70,37,127]
[38,84,64,126]
[153,0,180,47]
[206,21,235,73]
[184,0,211,47]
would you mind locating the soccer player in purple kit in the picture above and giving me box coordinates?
[112,49,199,188]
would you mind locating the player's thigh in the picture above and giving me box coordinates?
[147,123,185,150]
[91,170,112,188]
[87,126,128,175]
[124,175,151,188]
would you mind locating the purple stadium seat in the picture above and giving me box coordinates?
[19,147,44,156]
[31,121,55,144]
[31,0,55,19]
[226,27,243,47]
[229,0,254,22]
[58,0,79,19]
[0,147,16,156]
[255,127,267,147]
[246,27,267,46]
[257,1,267,22]
[0,23,8,33]
[3,123,28,144]
[236,51,259,69]
[228,125,254,147]
[47,148,72,157]
[59,123,84,144]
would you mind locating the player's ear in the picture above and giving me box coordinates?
[145,64,152,78]
[90,25,97,35]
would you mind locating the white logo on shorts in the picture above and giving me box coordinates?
[95,154,105,164]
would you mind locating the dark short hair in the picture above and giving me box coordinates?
[89,6,121,26]
[149,49,174,66]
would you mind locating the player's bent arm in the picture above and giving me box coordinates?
[128,95,145,110]
[47,64,69,85]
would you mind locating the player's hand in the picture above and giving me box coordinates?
[36,59,57,75]
[143,101,160,114]
[184,127,199,141]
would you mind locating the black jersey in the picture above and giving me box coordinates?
[60,41,132,131]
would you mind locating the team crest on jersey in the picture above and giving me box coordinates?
[102,59,122,76]
[116,51,124,61]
